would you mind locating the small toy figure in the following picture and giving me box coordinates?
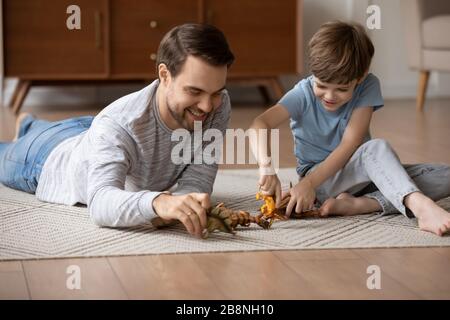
[151,187,322,239]
[151,202,271,239]
[255,183,321,224]
[255,192,287,227]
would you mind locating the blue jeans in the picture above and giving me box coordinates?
[0,115,94,194]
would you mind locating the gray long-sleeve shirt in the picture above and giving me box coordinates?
[35,80,230,227]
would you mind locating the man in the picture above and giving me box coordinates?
[0,23,235,238]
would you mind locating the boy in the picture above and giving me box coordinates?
[250,21,450,236]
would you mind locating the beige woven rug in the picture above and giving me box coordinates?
[1,168,449,260]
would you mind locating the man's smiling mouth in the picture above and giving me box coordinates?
[187,107,207,120]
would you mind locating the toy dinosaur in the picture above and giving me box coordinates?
[151,187,322,239]
[255,190,321,222]
[151,202,271,239]
[206,202,271,235]
[255,192,287,227]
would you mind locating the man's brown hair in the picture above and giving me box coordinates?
[308,21,374,84]
[156,23,235,78]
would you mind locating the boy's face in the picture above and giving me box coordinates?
[312,77,359,112]
[159,55,227,131]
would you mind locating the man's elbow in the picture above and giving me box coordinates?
[87,192,122,228]
[88,205,117,227]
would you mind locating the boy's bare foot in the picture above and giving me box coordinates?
[319,193,382,217]
[13,112,31,141]
[405,192,450,236]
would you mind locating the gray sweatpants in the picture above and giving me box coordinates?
[309,139,450,217]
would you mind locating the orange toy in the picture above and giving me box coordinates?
[255,192,287,227]
[256,185,321,225]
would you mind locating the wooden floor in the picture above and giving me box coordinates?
[0,96,449,299]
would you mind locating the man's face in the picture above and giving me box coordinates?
[313,77,359,112]
[161,55,227,131]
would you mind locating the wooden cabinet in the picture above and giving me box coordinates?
[3,0,302,113]
[205,0,298,77]
[110,0,199,78]
[4,0,109,78]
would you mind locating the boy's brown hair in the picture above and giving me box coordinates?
[308,21,374,84]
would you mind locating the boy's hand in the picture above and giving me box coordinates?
[258,174,282,208]
[152,193,210,238]
[285,178,316,217]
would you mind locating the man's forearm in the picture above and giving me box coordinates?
[88,185,162,227]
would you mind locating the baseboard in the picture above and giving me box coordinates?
[2,76,450,110]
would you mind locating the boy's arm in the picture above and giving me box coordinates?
[250,104,291,170]
[250,104,291,205]
[305,106,374,189]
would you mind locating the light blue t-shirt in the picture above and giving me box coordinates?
[279,73,384,176]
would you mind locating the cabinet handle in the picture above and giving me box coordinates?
[149,53,157,61]
[149,20,158,29]
[95,11,102,49]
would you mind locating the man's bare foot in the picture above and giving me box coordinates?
[13,112,31,141]
[319,193,382,217]
[405,192,450,236]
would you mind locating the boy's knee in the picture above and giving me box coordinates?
[436,164,450,191]
[362,138,392,153]
[427,164,450,175]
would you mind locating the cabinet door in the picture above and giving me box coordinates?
[205,0,299,77]
[4,0,108,79]
[110,0,199,78]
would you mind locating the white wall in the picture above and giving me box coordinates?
[369,0,450,98]
[303,0,450,98]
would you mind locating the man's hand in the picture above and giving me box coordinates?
[258,174,282,208]
[152,193,210,238]
[285,178,316,217]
